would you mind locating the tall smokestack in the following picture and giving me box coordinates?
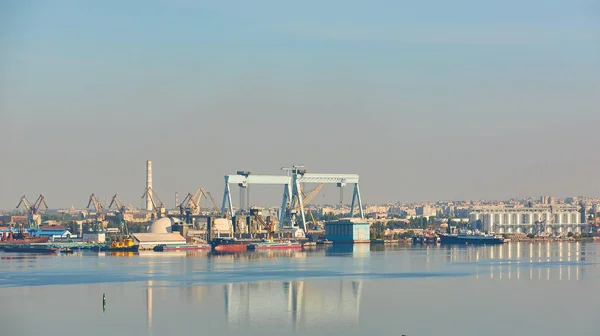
[146,160,152,211]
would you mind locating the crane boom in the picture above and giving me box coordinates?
[142,187,165,218]
[300,183,324,207]
[205,191,221,214]
[108,194,126,214]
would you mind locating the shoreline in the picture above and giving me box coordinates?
[370,237,600,244]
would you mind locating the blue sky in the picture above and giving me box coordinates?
[1,0,599,209]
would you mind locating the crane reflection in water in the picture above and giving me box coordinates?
[224,280,363,332]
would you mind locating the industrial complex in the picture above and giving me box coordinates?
[2,160,600,254]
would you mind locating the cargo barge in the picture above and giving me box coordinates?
[3,245,57,254]
[153,244,210,252]
[247,241,302,251]
[439,231,504,245]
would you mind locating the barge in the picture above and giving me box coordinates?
[153,244,210,252]
[3,245,57,254]
[247,241,302,251]
[439,231,504,245]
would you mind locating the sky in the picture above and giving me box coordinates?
[1,0,599,210]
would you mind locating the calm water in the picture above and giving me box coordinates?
[1,242,599,336]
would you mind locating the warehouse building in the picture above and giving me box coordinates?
[468,205,587,234]
[325,218,370,243]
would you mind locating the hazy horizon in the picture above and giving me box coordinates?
[1,1,599,209]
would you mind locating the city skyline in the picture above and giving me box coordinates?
[1,1,599,208]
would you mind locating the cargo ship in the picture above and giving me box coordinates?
[3,245,57,254]
[247,240,303,251]
[438,230,504,245]
[0,230,49,249]
[153,244,210,252]
[210,238,248,252]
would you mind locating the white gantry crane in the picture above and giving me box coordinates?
[221,166,364,234]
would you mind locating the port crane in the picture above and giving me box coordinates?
[16,194,48,229]
[142,187,165,219]
[87,194,105,231]
[180,188,221,216]
[205,191,221,215]
[108,194,130,236]
[250,208,276,241]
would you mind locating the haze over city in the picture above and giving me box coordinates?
[1,0,599,209]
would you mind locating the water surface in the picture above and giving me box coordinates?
[1,242,598,336]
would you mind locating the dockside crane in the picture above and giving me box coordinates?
[250,208,276,241]
[186,188,221,216]
[142,187,165,219]
[178,192,196,223]
[16,194,48,229]
[205,191,221,215]
[87,194,105,231]
[108,193,129,236]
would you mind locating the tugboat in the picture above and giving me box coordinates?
[438,230,504,245]
[96,237,139,252]
[210,237,248,252]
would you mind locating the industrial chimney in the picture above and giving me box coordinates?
[146,160,152,211]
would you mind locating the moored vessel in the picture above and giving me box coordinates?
[96,237,139,252]
[3,244,57,254]
[247,240,302,251]
[210,238,248,252]
[439,230,504,245]
[153,244,210,252]
[0,230,50,249]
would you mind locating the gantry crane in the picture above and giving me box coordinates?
[16,194,48,229]
[142,187,165,219]
[87,193,105,231]
[295,183,324,229]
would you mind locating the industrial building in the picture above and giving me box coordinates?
[468,205,586,234]
[33,225,73,238]
[324,218,370,243]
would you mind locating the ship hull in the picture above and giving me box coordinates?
[100,245,139,252]
[213,244,248,252]
[154,244,210,252]
[0,237,50,248]
[439,234,504,245]
[3,246,57,254]
[247,242,302,250]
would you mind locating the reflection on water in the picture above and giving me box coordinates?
[223,280,362,332]
[142,279,362,332]
[442,241,595,280]
[2,242,600,336]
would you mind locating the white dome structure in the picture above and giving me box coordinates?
[148,217,182,233]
